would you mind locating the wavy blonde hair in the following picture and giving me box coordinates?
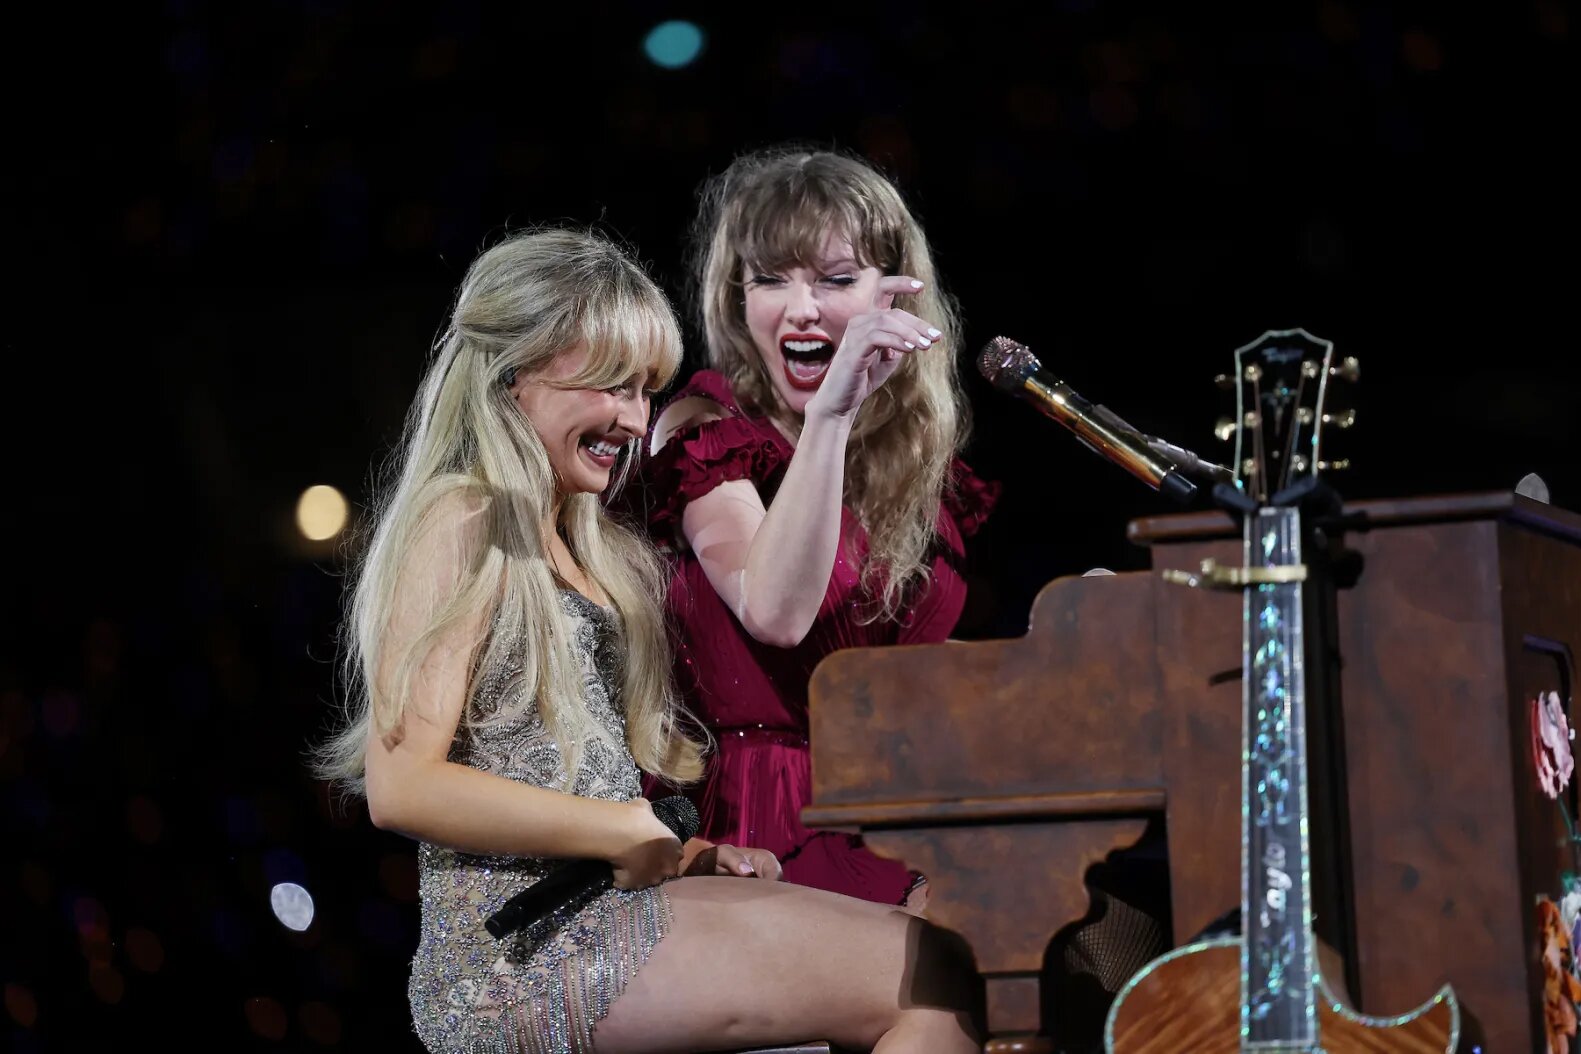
[318,228,704,793]
[692,146,969,620]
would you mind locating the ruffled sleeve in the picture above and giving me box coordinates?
[943,459,1001,539]
[642,372,790,537]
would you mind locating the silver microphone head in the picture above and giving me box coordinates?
[977,336,1041,392]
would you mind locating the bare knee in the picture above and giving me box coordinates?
[904,920,980,1020]
[848,918,982,1047]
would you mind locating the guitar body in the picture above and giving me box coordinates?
[1105,938,1463,1054]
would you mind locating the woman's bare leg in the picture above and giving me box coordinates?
[593,877,980,1053]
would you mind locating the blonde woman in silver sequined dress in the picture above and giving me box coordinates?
[317,229,981,1053]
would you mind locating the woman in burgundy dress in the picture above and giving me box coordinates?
[641,147,998,911]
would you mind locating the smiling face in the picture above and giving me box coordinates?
[740,227,884,416]
[509,345,659,496]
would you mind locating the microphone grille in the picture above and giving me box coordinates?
[977,336,1040,391]
[650,795,701,841]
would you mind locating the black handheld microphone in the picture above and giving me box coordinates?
[977,336,1198,505]
[484,795,700,939]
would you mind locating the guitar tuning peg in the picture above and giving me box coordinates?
[1214,373,1235,390]
[1318,459,1351,472]
[1214,417,1236,441]
[1322,408,1357,429]
[1328,356,1360,382]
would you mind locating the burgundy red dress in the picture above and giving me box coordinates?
[639,369,998,906]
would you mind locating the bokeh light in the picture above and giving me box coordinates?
[270,882,315,932]
[125,927,166,973]
[1402,29,1444,73]
[295,485,348,541]
[88,966,124,1005]
[643,21,704,69]
[5,983,38,1028]
[244,996,289,1040]
[73,897,109,941]
[81,931,114,969]
[300,1000,343,1045]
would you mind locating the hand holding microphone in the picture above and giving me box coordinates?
[484,796,700,940]
[610,796,693,889]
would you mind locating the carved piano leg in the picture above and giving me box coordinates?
[864,817,1152,1054]
[982,973,1050,1054]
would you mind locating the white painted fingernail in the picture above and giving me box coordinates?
[904,341,916,350]
[927,327,942,338]
[910,280,923,289]
[917,338,931,348]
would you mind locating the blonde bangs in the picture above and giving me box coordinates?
[559,281,683,391]
[732,176,904,277]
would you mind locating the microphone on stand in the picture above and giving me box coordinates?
[977,337,1199,505]
[1085,403,1237,486]
[1141,435,1237,486]
[484,796,700,939]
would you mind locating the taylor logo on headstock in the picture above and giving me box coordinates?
[1215,328,1358,505]
[1106,330,1468,1053]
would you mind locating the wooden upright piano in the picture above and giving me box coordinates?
[804,491,1581,1053]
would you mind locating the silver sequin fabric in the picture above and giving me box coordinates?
[408,591,670,1054]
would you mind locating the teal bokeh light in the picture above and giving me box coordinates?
[643,21,705,69]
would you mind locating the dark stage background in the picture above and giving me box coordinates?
[4,3,1577,1050]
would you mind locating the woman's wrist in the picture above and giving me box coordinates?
[799,400,856,436]
[591,798,646,862]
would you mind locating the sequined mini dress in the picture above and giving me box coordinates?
[408,591,669,1054]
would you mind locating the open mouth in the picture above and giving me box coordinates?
[579,434,623,469]
[780,336,835,391]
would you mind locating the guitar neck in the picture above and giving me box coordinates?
[1106,335,1463,1054]
[1242,506,1319,1048]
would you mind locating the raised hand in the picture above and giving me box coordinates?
[806,276,940,421]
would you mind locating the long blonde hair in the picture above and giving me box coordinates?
[318,228,704,793]
[692,146,969,621]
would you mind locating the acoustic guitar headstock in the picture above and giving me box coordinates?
[1212,328,1358,505]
